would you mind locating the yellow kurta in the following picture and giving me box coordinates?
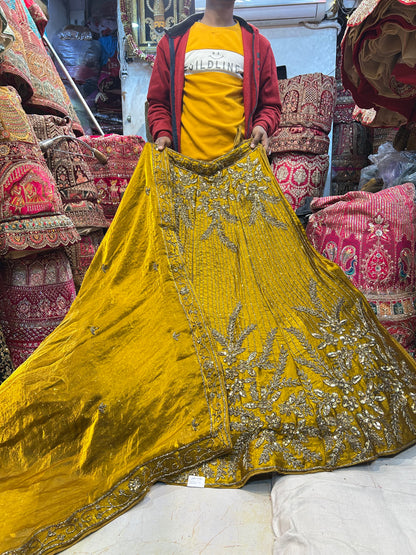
[1,141,416,553]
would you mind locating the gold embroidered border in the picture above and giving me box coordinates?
[151,144,231,440]
[6,145,231,555]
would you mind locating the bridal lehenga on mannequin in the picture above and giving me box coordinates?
[1,141,416,554]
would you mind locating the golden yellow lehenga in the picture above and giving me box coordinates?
[2,141,416,553]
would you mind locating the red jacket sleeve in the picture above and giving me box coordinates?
[253,36,281,137]
[147,37,174,143]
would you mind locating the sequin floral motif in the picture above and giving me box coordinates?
[168,152,286,252]
[173,280,416,485]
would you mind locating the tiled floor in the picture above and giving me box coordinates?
[64,478,273,554]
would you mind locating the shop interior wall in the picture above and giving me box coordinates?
[45,0,338,196]
[118,5,338,194]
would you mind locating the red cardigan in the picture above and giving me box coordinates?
[147,14,282,152]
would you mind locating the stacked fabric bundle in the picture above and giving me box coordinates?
[0,86,79,370]
[0,248,78,368]
[28,114,109,290]
[306,183,416,355]
[0,89,80,256]
[82,134,146,224]
[268,73,336,211]
[331,49,372,195]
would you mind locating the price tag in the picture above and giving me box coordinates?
[187,475,205,488]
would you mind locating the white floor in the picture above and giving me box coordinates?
[63,478,273,554]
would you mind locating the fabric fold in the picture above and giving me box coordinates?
[0,143,231,553]
[1,141,416,553]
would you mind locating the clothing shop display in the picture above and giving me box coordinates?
[82,133,145,224]
[331,48,372,195]
[306,183,416,355]
[269,72,335,156]
[94,35,121,116]
[64,228,104,290]
[269,125,330,156]
[331,119,372,192]
[269,73,335,210]
[0,85,79,257]
[0,247,77,367]
[270,152,329,211]
[0,0,83,134]
[370,126,399,154]
[28,113,109,290]
[23,0,47,36]
[272,72,335,133]
[1,141,416,553]
[28,114,109,231]
[341,0,416,128]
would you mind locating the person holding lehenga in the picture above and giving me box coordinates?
[1,0,416,553]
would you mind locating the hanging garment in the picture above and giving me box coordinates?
[0,0,83,134]
[1,141,416,553]
[0,85,79,257]
[341,0,416,128]
[64,228,105,290]
[266,72,336,157]
[28,114,109,232]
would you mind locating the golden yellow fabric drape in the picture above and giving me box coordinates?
[1,141,416,553]
[0,143,231,553]
[162,143,416,486]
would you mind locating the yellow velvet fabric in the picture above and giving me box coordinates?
[0,143,231,553]
[1,141,416,553]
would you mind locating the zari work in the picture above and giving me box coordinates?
[306,183,416,354]
[333,49,356,126]
[28,114,108,231]
[81,134,146,223]
[331,121,372,193]
[330,48,372,195]
[0,325,14,384]
[269,125,330,155]
[0,0,83,134]
[0,86,79,255]
[64,228,105,291]
[277,73,336,133]
[269,72,335,155]
[270,152,329,210]
[1,142,416,553]
[0,6,14,59]
[0,248,76,367]
[23,0,48,36]
[341,0,416,127]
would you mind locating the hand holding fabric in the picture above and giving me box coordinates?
[155,136,172,151]
[250,125,268,150]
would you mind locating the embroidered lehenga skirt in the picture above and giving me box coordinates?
[1,142,416,553]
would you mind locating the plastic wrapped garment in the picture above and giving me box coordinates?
[52,26,102,85]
